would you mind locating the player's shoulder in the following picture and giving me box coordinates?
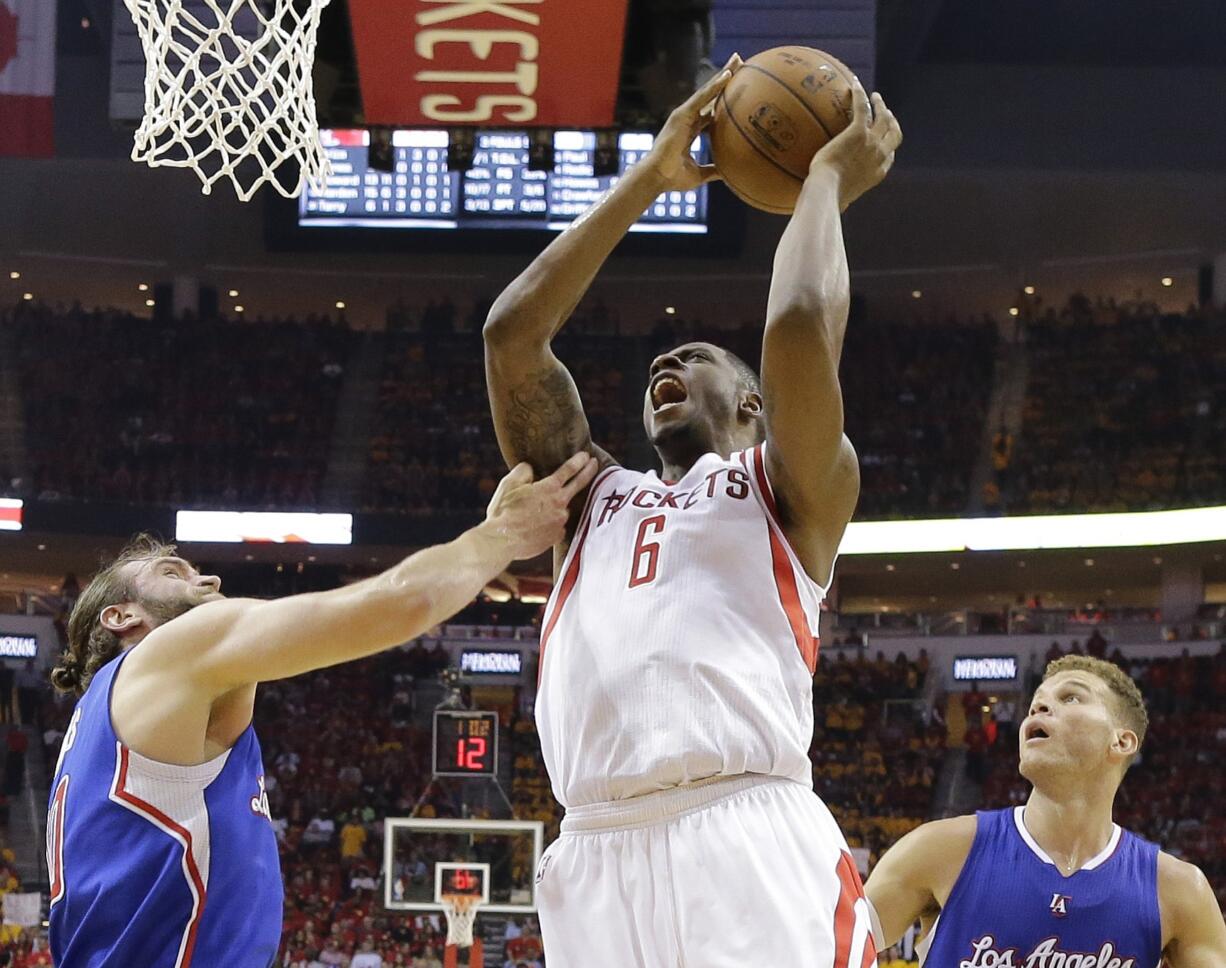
[904,814,979,856]
[1157,852,1226,950]
[1157,850,1217,912]
[881,814,978,877]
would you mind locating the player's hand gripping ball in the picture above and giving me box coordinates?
[710,46,892,213]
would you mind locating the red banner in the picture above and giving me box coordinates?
[348,0,630,128]
[0,0,56,157]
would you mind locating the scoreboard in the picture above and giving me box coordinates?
[432,710,499,777]
[298,130,710,234]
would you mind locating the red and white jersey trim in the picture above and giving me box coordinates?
[539,465,620,676]
[108,742,229,968]
[535,447,832,806]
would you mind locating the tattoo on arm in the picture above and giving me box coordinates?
[505,366,591,472]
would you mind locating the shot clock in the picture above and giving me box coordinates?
[432,710,499,778]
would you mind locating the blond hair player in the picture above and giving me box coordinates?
[865,655,1226,967]
[483,57,901,966]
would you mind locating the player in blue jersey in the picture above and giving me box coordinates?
[864,654,1226,967]
[45,452,598,968]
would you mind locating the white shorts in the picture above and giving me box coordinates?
[535,774,877,968]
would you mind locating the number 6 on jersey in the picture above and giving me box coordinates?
[629,515,666,588]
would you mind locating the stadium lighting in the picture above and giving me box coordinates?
[1008,307,1019,316]
[1023,285,1036,295]
[840,504,1226,555]
[0,499,21,532]
[664,306,676,315]
[1161,276,1174,287]
[176,510,353,545]
[911,290,922,299]
[138,283,149,292]
[229,289,239,297]
[144,299,155,307]
[335,301,346,310]
[8,271,18,280]
[235,305,245,313]
[21,292,32,301]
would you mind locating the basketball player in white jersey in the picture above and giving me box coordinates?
[483,58,902,967]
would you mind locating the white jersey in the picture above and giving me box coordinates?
[535,443,830,807]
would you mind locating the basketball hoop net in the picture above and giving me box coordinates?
[440,893,481,948]
[123,0,333,200]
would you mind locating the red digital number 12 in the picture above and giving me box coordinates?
[456,736,487,770]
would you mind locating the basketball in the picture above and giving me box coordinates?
[709,46,856,214]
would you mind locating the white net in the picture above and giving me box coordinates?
[123,0,333,201]
[441,894,481,948]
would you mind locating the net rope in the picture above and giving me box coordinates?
[441,894,481,948]
[123,0,333,200]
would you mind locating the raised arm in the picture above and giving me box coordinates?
[483,58,740,486]
[863,815,976,947]
[112,455,597,764]
[1160,852,1226,967]
[761,84,901,585]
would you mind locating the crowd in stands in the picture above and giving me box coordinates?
[4,294,1000,520]
[8,291,1226,518]
[810,649,940,867]
[6,300,356,509]
[366,296,997,519]
[839,318,997,517]
[979,638,1226,909]
[1003,296,1226,512]
[0,665,52,964]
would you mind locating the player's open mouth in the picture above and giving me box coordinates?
[1024,723,1050,743]
[651,374,688,411]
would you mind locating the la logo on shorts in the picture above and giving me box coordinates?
[1049,892,1072,917]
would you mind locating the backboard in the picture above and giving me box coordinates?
[384,818,543,915]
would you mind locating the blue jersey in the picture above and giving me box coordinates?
[47,649,283,967]
[924,807,1162,968]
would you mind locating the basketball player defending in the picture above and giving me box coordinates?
[483,60,901,966]
[45,454,597,966]
[865,655,1226,967]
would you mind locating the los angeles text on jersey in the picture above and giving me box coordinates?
[960,935,1137,968]
[595,467,751,526]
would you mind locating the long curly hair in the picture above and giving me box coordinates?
[51,534,178,697]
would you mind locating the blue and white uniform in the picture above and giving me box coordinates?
[923,806,1162,968]
[47,649,283,967]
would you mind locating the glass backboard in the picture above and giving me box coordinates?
[384,818,543,915]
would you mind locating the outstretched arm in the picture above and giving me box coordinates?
[112,455,598,765]
[863,815,975,947]
[483,58,740,491]
[1160,853,1226,967]
[761,84,901,585]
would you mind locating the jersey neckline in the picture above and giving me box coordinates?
[1012,805,1122,875]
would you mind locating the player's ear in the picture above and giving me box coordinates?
[739,390,763,420]
[100,603,146,635]
[1111,727,1139,761]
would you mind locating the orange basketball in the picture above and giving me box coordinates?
[709,46,856,214]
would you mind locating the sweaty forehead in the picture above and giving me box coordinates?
[1035,671,1103,702]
